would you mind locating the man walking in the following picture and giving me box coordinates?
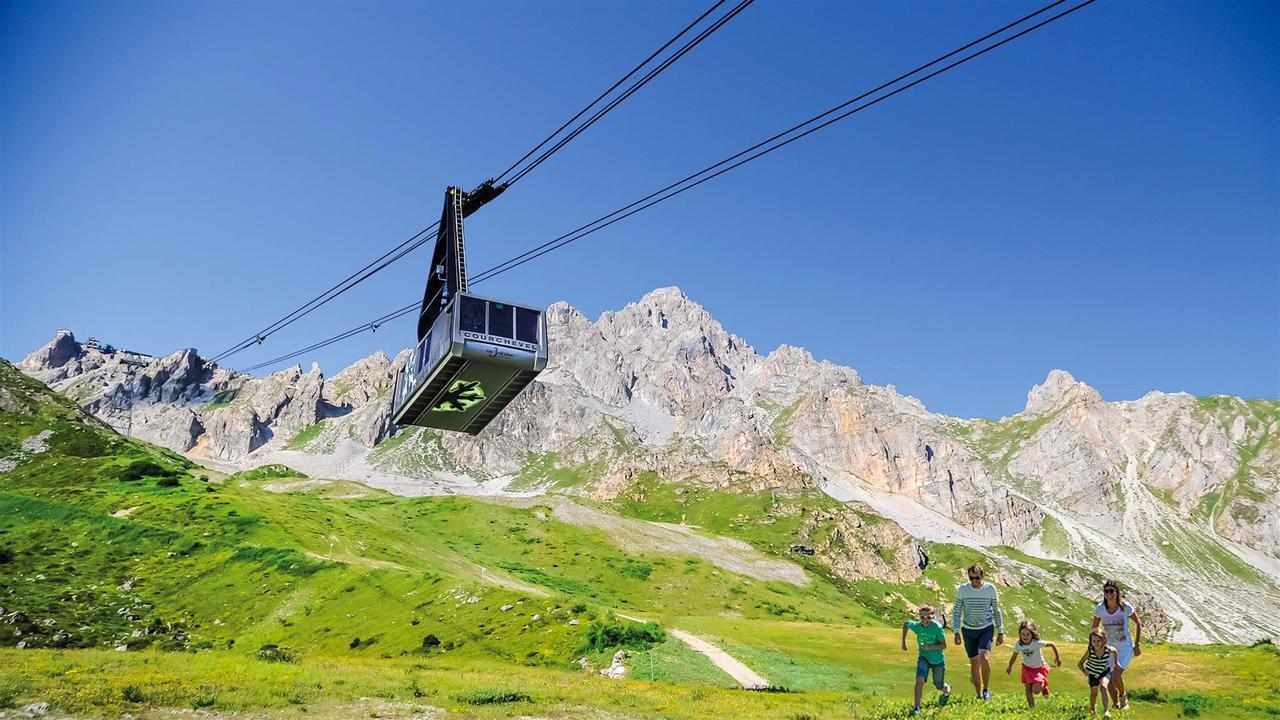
[953,563,1004,700]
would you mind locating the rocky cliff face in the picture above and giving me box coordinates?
[15,336,393,464]
[15,287,1279,642]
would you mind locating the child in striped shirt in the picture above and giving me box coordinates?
[1078,628,1119,718]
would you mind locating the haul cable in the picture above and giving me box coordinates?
[236,0,1096,372]
[210,0,747,365]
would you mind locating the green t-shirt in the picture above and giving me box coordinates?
[908,620,946,664]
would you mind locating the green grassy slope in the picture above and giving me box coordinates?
[604,474,1102,641]
[2,358,1277,718]
[1192,397,1280,532]
[1,639,1275,719]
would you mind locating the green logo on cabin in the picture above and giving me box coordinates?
[432,380,485,413]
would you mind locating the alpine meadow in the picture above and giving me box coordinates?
[2,0,1278,718]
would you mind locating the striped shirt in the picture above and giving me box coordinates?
[1083,645,1111,675]
[952,581,1003,631]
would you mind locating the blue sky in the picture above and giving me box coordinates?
[2,0,1276,419]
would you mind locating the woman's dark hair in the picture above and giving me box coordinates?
[1102,579,1123,610]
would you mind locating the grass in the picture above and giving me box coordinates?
[284,421,327,451]
[1189,397,1280,529]
[201,389,240,412]
[369,427,474,478]
[626,636,737,687]
[770,400,802,445]
[607,478,1100,639]
[1036,514,1072,556]
[958,404,1070,497]
[229,463,308,482]
[505,451,601,492]
[1,638,1275,719]
[3,357,1278,718]
[1148,517,1264,584]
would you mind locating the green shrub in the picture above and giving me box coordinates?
[421,634,441,649]
[1177,693,1216,717]
[620,560,653,580]
[0,548,12,564]
[452,688,533,705]
[578,620,665,655]
[51,425,110,458]
[1127,688,1163,702]
[254,644,298,663]
[192,690,217,709]
[122,685,146,703]
[119,460,175,482]
[156,476,180,488]
[0,681,19,709]
[349,636,378,650]
[230,546,327,576]
[1249,638,1279,654]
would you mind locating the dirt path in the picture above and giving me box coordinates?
[668,629,770,690]
[616,614,770,690]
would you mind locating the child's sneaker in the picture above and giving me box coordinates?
[1103,711,1111,719]
[939,683,951,706]
[981,688,991,701]
[910,706,922,716]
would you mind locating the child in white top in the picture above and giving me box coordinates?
[1005,619,1060,708]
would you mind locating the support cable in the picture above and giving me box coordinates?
[234,0,1096,373]
[211,0,746,365]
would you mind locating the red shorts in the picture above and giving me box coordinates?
[1021,664,1049,694]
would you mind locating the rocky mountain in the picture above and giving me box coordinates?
[14,288,1280,642]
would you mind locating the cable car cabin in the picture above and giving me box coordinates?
[390,183,547,435]
[391,292,548,435]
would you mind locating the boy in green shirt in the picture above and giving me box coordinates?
[902,604,951,716]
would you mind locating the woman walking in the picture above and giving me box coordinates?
[1092,579,1143,710]
[952,563,1004,700]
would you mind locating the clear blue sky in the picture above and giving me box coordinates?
[2,0,1276,419]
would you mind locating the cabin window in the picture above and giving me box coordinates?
[488,302,514,338]
[460,296,486,334]
[516,308,540,344]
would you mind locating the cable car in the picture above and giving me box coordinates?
[390,184,549,435]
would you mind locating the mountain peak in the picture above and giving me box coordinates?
[20,330,80,374]
[1024,369,1100,414]
[766,344,814,365]
[640,286,689,302]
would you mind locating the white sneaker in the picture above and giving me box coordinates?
[1103,711,1111,719]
